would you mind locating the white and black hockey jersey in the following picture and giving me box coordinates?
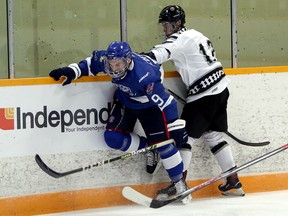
[150,28,229,103]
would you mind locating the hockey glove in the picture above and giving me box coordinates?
[167,119,188,148]
[49,67,76,86]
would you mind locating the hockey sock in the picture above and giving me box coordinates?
[179,146,192,172]
[203,131,236,172]
[212,142,236,172]
[180,136,195,172]
[158,144,184,182]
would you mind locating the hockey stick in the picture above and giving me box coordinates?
[165,88,270,147]
[122,143,288,208]
[224,131,269,147]
[35,139,174,178]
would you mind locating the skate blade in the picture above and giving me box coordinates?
[156,193,192,204]
[221,188,245,197]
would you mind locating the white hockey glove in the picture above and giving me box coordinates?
[167,119,188,148]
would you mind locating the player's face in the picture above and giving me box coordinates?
[160,21,182,37]
[108,59,126,73]
[161,22,175,37]
[105,57,131,79]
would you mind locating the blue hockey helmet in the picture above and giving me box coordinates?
[104,41,132,79]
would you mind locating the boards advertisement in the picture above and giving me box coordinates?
[0,82,115,158]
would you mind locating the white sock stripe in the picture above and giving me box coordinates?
[85,57,93,75]
[68,63,81,79]
[161,151,182,170]
[125,133,140,152]
[180,149,192,171]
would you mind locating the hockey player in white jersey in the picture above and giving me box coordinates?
[144,5,244,197]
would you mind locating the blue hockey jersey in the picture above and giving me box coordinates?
[75,50,179,122]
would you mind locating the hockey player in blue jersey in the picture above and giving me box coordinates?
[49,41,190,202]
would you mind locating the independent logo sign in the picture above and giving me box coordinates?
[0,104,111,132]
[0,107,15,130]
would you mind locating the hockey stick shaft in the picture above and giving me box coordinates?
[35,138,174,178]
[150,143,288,208]
[165,87,270,146]
[166,88,186,104]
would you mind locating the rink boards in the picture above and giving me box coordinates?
[0,66,288,215]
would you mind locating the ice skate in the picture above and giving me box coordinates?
[156,178,192,204]
[218,173,245,196]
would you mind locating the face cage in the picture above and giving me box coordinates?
[104,57,130,79]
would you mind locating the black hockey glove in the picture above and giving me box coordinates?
[49,67,75,86]
[167,119,188,148]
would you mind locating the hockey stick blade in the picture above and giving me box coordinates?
[35,154,82,178]
[122,143,288,208]
[224,131,270,147]
[165,87,270,147]
[35,139,174,178]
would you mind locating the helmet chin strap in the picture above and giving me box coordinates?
[172,23,179,32]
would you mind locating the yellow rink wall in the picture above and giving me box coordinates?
[1,66,288,215]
